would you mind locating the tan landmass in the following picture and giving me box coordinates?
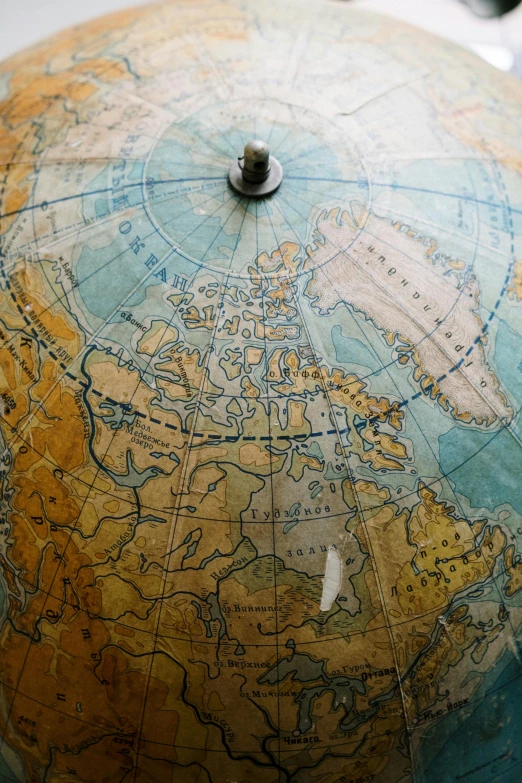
[507,260,522,302]
[305,206,511,425]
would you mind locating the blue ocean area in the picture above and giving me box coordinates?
[331,324,379,372]
[439,319,522,516]
[439,425,521,516]
[431,319,522,780]
[76,237,162,321]
[0,758,17,782]
[420,648,522,782]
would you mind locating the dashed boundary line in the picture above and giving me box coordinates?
[0,231,515,445]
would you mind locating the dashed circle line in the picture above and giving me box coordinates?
[1,265,514,446]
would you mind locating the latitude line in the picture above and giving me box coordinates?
[0,180,231,398]
[0,344,518,524]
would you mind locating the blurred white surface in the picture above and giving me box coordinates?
[356,0,522,72]
[0,0,146,61]
[1,0,522,72]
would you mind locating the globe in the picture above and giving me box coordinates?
[0,0,522,780]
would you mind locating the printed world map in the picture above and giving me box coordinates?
[0,0,522,781]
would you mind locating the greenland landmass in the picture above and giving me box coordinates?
[305,205,511,426]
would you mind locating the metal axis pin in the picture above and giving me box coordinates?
[228,139,283,197]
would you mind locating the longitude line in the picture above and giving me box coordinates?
[131,270,230,779]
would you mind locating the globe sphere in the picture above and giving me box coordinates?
[0,1,521,781]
